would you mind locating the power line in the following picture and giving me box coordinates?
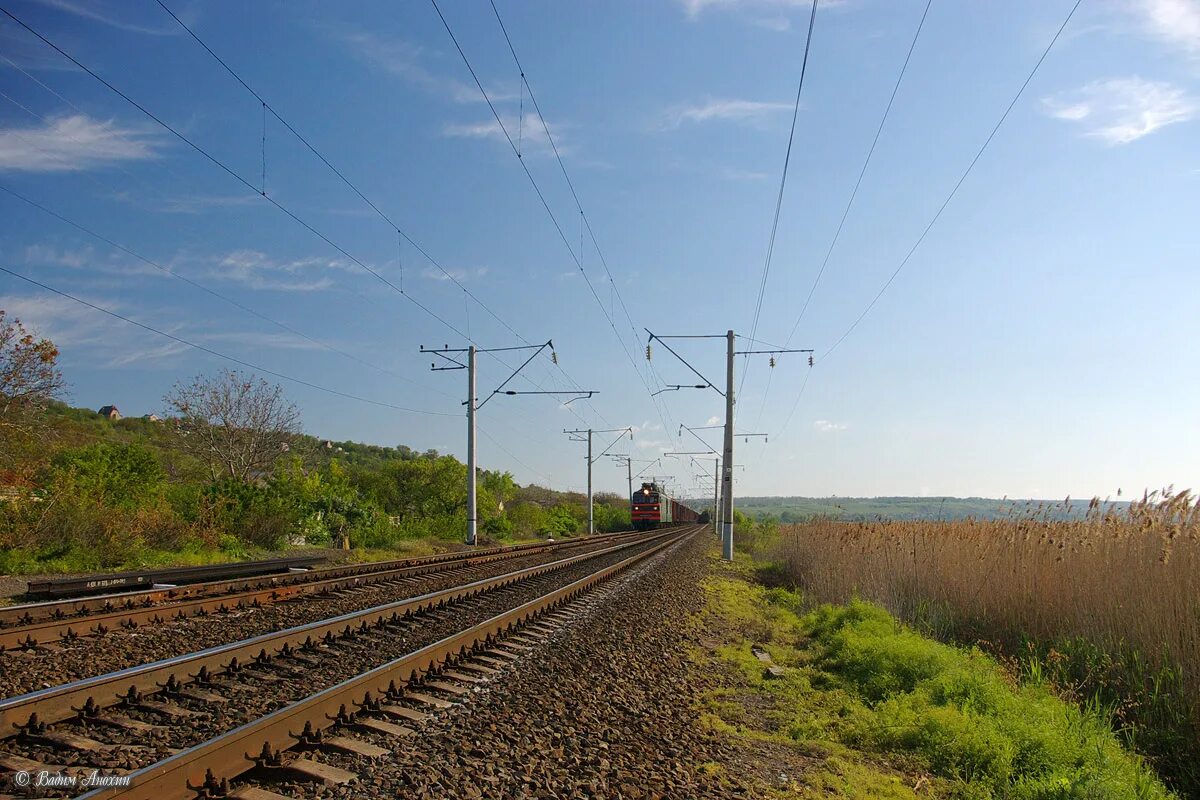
[0,5,471,339]
[431,0,678,446]
[2,3,602,440]
[0,183,454,399]
[752,0,932,438]
[782,0,933,347]
[776,0,1083,439]
[0,265,456,417]
[821,0,1083,361]
[152,0,610,430]
[741,0,818,401]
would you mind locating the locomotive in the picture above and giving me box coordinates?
[630,481,700,530]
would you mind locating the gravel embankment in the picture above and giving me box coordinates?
[0,539,627,696]
[0,537,676,783]
[269,531,756,799]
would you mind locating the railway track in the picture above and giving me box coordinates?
[0,526,700,800]
[0,530,645,652]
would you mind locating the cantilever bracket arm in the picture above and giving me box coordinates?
[501,389,596,406]
[645,329,724,396]
[477,340,552,409]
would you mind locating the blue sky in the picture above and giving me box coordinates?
[1,0,1197,501]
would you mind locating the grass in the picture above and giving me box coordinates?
[770,491,1199,794]
[702,556,1176,799]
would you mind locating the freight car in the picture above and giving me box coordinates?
[630,481,700,530]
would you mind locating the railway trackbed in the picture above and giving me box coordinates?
[0,526,699,800]
[0,530,646,654]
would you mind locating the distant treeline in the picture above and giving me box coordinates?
[737,495,1132,522]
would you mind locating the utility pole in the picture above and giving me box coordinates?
[467,345,477,546]
[714,457,720,537]
[565,427,632,534]
[645,328,811,560]
[722,329,735,560]
[424,340,595,546]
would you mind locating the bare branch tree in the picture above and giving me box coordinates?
[164,369,302,482]
[0,310,65,459]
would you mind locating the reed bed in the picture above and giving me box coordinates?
[773,490,1200,793]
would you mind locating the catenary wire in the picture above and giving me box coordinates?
[0,266,456,417]
[740,0,818,403]
[776,0,1084,439]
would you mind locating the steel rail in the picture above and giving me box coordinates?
[0,529,678,735]
[0,530,648,651]
[81,526,698,800]
[0,529,644,631]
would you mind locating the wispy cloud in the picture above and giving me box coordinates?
[35,0,180,36]
[705,416,721,426]
[421,265,490,282]
[813,419,847,432]
[0,291,328,370]
[442,111,565,156]
[157,194,259,214]
[719,167,772,181]
[678,0,843,23]
[334,30,515,104]
[209,250,356,292]
[0,115,161,172]
[0,292,188,368]
[1130,0,1200,60]
[1042,77,1197,144]
[661,98,792,129]
[24,244,166,279]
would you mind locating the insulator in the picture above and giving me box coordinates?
[808,355,814,367]
[551,351,558,364]
[645,344,652,361]
[768,356,776,368]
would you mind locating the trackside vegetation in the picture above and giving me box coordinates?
[702,559,1176,799]
[0,319,633,576]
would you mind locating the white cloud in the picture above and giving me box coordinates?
[334,30,515,104]
[0,292,187,368]
[0,115,161,172]
[680,0,814,20]
[1131,0,1200,60]
[209,250,355,292]
[705,416,721,426]
[36,0,179,35]
[157,195,259,214]
[1042,77,1197,144]
[720,167,772,181]
[813,419,846,432]
[661,98,792,129]
[421,265,490,282]
[442,111,565,156]
[0,291,328,371]
[23,244,167,280]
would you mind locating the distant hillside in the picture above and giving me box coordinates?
[737,496,1131,522]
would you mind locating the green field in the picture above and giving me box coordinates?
[735,495,1130,521]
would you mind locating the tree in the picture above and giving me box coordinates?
[0,311,64,459]
[164,369,301,481]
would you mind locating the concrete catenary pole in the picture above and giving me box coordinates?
[626,457,633,508]
[586,428,594,535]
[714,457,720,537]
[722,329,735,560]
[466,345,477,546]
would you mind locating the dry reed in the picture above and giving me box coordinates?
[773,490,1200,791]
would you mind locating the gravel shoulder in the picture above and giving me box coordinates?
[300,531,790,798]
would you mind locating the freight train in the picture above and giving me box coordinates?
[630,481,701,530]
